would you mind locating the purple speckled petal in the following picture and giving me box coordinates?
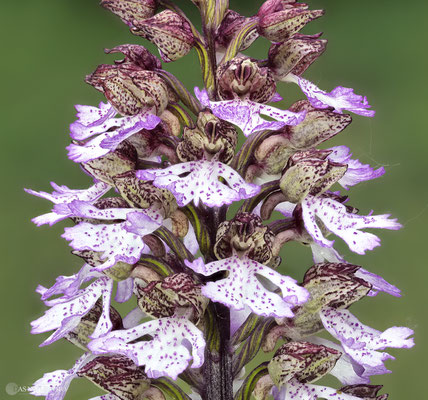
[62,204,162,271]
[31,277,114,346]
[184,256,309,318]
[99,113,161,150]
[320,307,414,375]
[301,196,402,254]
[115,277,134,303]
[29,353,94,400]
[70,102,116,140]
[36,264,103,306]
[355,268,401,297]
[328,146,385,189]
[25,182,111,226]
[274,379,361,400]
[137,160,260,208]
[291,75,375,117]
[194,88,306,136]
[88,316,205,380]
[68,102,161,163]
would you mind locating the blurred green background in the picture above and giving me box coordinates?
[1,0,426,399]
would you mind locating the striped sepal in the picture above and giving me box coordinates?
[182,204,212,257]
[234,362,269,400]
[239,180,280,214]
[156,69,202,115]
[232,318,275,376]
[221,19,258,64]
[151,377,192,400]
[154,226,194,262]
[138,255,174,277]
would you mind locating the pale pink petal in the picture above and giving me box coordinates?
[310,243,344,264]
[62,206,162,271]
[137,161,260,208]
[115,277,134,303]
[68,102,161,163]
[302,196,402,254]
[122,307,146,329]
[31,277,114,346]
[354,268,401,297]
[274,379,361,400]
[328,146,384,189]
[194,87,306,136]
[320,307,414,376]
[185,256,309,318]
[25,182,111,226]
[88,316,205,380]
[292,75,375,117]
[29,353,94,400]
[37,264,103,306]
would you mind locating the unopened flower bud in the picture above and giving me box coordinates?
[81,140,138,185]
[302,263,371,308]
[214,212,275,263]
[105,44,162,70]
[340,385,389,400]
[268,341,340,387]
[279,149,347,203]
[131,10,195,62]
[86,64,168,116]
[177,111,237,164]
[134,273,208,323]
[254,134,296,175]
[284,100,353,149]
[258,0,324,42]
[113,170,177,217]
[65,299,123,350]
[290,263,371,336]
[217,56,276,103]
[254,101,352,174]
[100,0,157,26]
[268,34,327,80]
[77,355,151,400]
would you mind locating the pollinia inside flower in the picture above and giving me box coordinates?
[26,1,414,400]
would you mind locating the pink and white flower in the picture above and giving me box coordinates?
[185,256,309,318]
[31,276,114,346]
[67,101,161,163]
[25,181,111,226]
[327,146,385,189]
[195,88,306,136]
[320,307,414,380]
[88,316,205,380]
[29,353,94,400]
[62,201,163,271]
[137,160,260,208]
[285,74,375,117]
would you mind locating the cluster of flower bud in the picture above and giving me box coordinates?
[26,1,413,400]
